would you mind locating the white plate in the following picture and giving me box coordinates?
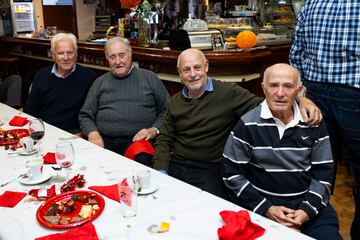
[137,185,158,195]
[19,171,52,185]
[0,119,4,126]
[18,149,38,156]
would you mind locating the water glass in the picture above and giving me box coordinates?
[118,182,138,218]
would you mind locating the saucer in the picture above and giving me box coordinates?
[137,185,158,195]
[18,149,38,156]
[19,172,52,185]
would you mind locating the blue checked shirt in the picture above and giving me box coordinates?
[289,0,360,89]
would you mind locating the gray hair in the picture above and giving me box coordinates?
[263,63,302,86]
[105,37,132,59]
[51,33,78,53]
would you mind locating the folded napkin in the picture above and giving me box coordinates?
[88,179,131,203]
[35,222,99,240]
[218,210,265,240]
[8,115,29,127]
[124,139,155,160]
[0,191,27,208]
[43,152,56,164]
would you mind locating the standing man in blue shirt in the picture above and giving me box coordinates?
[289,1,360,238]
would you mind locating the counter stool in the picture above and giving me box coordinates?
[0,56,19,81]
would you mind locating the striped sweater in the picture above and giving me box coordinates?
[222,103,334,220]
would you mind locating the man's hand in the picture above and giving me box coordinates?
[299,97,322,125]
[286,209,309,227]
[88,131,104,148]
[265,206,301,227]
[133,128,157,141]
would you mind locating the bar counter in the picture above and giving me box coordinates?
[0,37,291,96]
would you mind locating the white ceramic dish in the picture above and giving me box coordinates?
[19,171,52,185]
[18,149,38,156]
[137,185,158,195]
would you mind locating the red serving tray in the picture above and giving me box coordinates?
[36,190,105,229]
[0,129,29,146]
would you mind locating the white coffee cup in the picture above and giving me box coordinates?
[20,136,34,152]
[25,158,43,180]
[137,170,151,190]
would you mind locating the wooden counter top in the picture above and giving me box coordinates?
[0,36,291,96]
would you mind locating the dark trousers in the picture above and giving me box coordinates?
[169,157,230,201]
[304,80,360,239]
[102,136,153,167]
[266,195,342,240]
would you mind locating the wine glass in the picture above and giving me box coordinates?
[29,118,45,157]
[55,141,75,181]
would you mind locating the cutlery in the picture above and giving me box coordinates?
[58,136,78,141]
[0,174,27,187]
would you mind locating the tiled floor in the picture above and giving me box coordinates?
[331,164,356,240]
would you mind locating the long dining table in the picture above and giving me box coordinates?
[0,103,313,240]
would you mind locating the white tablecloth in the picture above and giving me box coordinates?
[0,103,313,240]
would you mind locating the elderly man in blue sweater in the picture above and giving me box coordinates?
[223,64,341,239]
[25,33,96,134]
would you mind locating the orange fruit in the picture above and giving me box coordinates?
[236,30,257,49]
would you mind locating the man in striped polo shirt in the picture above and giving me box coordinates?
[222,64,341,239]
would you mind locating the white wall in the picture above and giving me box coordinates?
[76,0,96,40]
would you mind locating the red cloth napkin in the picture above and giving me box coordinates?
[43,152,56,164]
[218,210,265,240]
[35,222,99,240]
[8,115,29,126]
[0,191,27,208]
[124,139,155,160]
[88,179,131,203]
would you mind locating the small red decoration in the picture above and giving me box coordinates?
[29,184,56,200]
[60,174,86,193]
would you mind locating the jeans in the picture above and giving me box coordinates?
[265,195,341,239]
[304,80,360,239]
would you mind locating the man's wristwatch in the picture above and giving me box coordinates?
[152,127,160,135]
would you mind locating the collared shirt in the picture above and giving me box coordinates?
[51,64,76,78]
[260,100,303,139]
[182,77,214,98]
[289,0,360,89]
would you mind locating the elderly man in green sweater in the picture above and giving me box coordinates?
[79,37,169,166]
[153,48,322,200]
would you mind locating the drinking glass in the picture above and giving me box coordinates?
[55,142,75,181]
[29,118,45,157]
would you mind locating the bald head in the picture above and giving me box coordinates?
[263,63,301,86]
[176,48,209,99]
[177,48,207,70]
[261,63,303,123]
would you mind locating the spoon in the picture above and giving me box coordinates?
[0,174,27,187]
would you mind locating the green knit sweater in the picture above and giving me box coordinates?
[153,79,262,170]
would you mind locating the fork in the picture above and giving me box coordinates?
[0,174,26,187]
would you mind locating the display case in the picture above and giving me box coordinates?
[262,0,295,27]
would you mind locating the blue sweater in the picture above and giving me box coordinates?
[25,64,96,133]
